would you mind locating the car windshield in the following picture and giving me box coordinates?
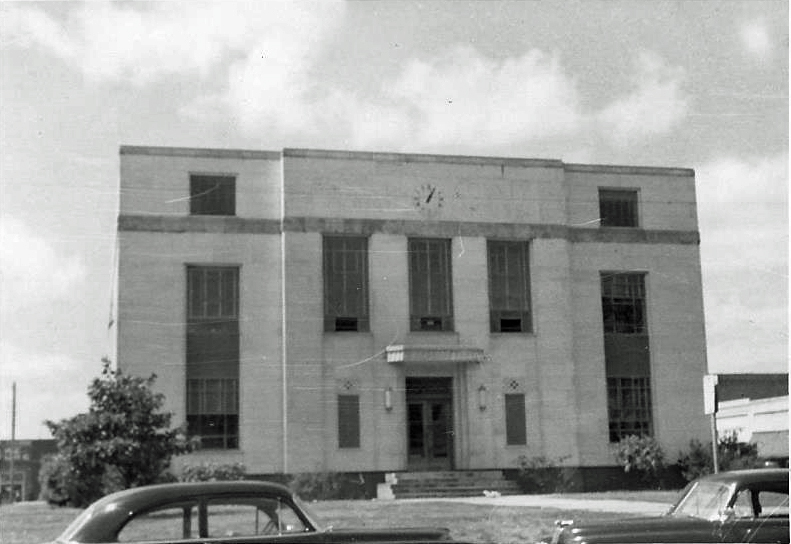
[670,480,735,521]
[293,496,325,531]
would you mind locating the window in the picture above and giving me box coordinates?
[323,236,369,332]
[190,174,236,216]
[599,189,638,227]
[488,241,531,333]
[118,504,199,542]
[206,498,307,537]
[505,393,527,445]
[601,273,646,334]
[187,266,239,449]
[187,378,239,449]
[607,376,652,442]
[338,395,360,448]
[409,238,453,331]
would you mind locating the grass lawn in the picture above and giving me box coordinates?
[1,491,679,544]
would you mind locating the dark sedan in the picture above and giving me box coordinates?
[44,480,465,544]
[547,468,789,543]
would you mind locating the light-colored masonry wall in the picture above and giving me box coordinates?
[117,147,709,474]
[281,150,708,471]
[117,149,286,472]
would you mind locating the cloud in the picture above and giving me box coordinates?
[2,2,345,86]
[597,51,688,147]
[696,153,788,372]
[0,216,86,313]
[740,19,773,62]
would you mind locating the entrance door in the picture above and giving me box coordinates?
[406,377,453,470]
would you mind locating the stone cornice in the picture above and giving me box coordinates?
[118,214,700,245]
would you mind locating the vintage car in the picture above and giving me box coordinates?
[44,480,466,544]
[546,468,789,543]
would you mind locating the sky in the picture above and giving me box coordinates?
[0,1,787,439]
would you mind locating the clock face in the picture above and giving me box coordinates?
[413,183,444,212]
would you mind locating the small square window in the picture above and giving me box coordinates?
[190,175,236,216]
[599,189,638,227]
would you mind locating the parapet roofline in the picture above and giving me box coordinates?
[119,145,694,177]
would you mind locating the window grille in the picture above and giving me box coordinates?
[488,241,531,333]
[601,273,646,334]
[190,175,236,216]
[408,238,454,331]
[607,376,653,442]
[323,236,369,332]
[599,189,638,227]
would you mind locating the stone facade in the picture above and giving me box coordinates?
[116,146,709,477]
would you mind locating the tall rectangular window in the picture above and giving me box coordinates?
[338,395,360,448]
[601,272,652,442]
[599,189,638,227]
[505,394,527,445]
[187,266,239,449]
[409,238,453,331]
[488,240,532,333]
[190,175,236,216]
[323,236,369,332]
[601,273,646,334]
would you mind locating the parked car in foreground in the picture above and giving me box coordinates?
[44,480,467,544]
[546,468,789,543]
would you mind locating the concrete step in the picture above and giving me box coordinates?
[389,470,521,499]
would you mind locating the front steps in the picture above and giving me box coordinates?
[386,470,521,499]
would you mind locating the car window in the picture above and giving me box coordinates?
[731,490,754,518]
[757,490,789,518]
[207,498,307,538]
[118,504,199,542]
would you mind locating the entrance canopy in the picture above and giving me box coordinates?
[386,345,485,365]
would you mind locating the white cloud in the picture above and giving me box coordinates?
[597,51,688,147]
[2,2,345,86]
[0,216,86,313]
[740,19,773,62]
[696,153,788,372]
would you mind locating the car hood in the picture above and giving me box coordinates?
[555,515,719,544]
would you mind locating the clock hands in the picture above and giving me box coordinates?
[425,187,436,204]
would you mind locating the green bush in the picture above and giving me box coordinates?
[515,455,574,494]
[180,462,247,482]
[677,432,761,482]
[613,435,665,486]
[289,471,366,500]
[38,454,76,506]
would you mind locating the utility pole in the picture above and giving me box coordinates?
[9,382,16,503]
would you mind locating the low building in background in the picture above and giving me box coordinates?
[115,146,710,491]
[0,439,57,502]
[716,373,789,465]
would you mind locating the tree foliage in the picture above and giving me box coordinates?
[44,359,195,506]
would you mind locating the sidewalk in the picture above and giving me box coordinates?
[400,495,672,515]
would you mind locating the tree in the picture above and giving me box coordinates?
[45,359,195,506]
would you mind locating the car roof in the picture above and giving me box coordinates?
[63,481,298,543]
[90,480,295,510]
[698,468,789,487]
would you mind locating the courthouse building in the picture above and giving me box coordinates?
[116,145,709,484]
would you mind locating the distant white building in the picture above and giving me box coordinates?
[716,374,789,463]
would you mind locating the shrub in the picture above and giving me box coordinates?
[613,435,665,486]
[289,471,366,500]
[180,462,247,482]
[677,432,761,482]
[515,455,574,494]
[38,454,75,506]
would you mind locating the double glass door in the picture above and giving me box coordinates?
[406,377,453,470]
